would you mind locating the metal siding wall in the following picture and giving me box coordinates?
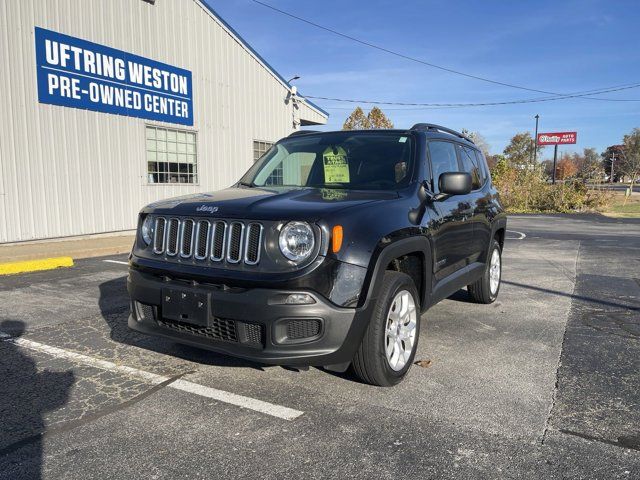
[300,102,327,126]
[0,0,325,243]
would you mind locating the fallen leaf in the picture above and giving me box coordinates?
[414,359,432,368]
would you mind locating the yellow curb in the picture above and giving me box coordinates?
[0,256,74,276]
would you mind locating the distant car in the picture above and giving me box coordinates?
[128,124,507,386]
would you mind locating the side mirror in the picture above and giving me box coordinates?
[438,172,472,196]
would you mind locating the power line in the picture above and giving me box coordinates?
[317,82,640,109]
[251,0,639,102]
[302,82,640,109]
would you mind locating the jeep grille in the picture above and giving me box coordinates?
[151,217,264,266]
[211,221,226,261]
[166,218,179,256]
[244,223,262,265]
[227,222,244,263]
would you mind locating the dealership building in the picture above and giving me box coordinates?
[0,0,327,243]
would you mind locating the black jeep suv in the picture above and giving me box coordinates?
[128,124,506,386]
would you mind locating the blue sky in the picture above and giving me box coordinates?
[207,0,640,159]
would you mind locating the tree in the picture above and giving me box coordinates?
[621,128,640,192]
[541,159,554,178]
[503,132,543,168]
[575,148,603,181]
[486,154,505,171]
[461,129,490,157]
[556,154,578,180]
[342,107,370,130]
[343,106,393,130]
[367,106,394,129]
[584,147,600,167]
[601,145,624,181]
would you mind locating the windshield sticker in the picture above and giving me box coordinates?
[323,146,350,183]
[398,136,407,143]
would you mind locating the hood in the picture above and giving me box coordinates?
[141,186,399,221]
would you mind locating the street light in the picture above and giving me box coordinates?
[286,76,301,131]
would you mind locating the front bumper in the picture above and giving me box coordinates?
[127,268,373,367]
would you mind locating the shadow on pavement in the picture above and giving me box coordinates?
[0,320,74,479]
[97,277,270,371]
[503,280,640,312]
[445,288,476,303]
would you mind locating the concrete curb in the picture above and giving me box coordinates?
[0,257,74,276]
[0,234,135,263]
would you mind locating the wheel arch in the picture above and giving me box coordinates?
[360,236,432,312]
[487,216,507,261]
[493,226,505,250]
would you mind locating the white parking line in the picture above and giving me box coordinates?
[103,259,129,265]
[506,229,526,240]
[0,332,304,421]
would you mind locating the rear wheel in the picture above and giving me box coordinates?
[352,271,420,387]
[467,239,502,304]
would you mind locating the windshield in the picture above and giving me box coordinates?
[240,132,414,191]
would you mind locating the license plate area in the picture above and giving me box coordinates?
[162,288,210,326]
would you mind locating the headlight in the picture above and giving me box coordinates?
[279,221,315,262]
[141,215,154,245]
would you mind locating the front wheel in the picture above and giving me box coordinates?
[352,271,420,387]
[467,239,502,304]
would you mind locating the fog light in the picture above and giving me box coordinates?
[284,293,316,305]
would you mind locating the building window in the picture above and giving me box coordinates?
[265,163,283,186]
[146,126,197,184]
[253,140,281,185]
[253,140,274,162]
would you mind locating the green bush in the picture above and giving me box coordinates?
[490,160,611,213]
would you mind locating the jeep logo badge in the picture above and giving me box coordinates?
[196,205,219,213]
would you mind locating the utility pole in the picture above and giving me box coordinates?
[532,114,540,164]
[610,152,616,183]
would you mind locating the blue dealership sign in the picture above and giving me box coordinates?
[35,27,193,126]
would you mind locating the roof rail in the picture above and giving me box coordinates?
[288,130,322,137]
[410,123,475,144]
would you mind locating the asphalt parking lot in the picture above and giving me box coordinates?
[1,214,639,479]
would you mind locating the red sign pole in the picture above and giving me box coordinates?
[552,145,558,184]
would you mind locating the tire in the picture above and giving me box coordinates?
[352,271,421,387]
[468,239,502,304]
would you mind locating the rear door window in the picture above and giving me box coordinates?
[474,150,490,183]
[458,145,483,190]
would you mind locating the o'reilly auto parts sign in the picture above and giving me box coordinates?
[537,132,577,145]
[35,27,193,126]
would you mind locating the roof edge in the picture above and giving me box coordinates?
[300,98,329,118]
